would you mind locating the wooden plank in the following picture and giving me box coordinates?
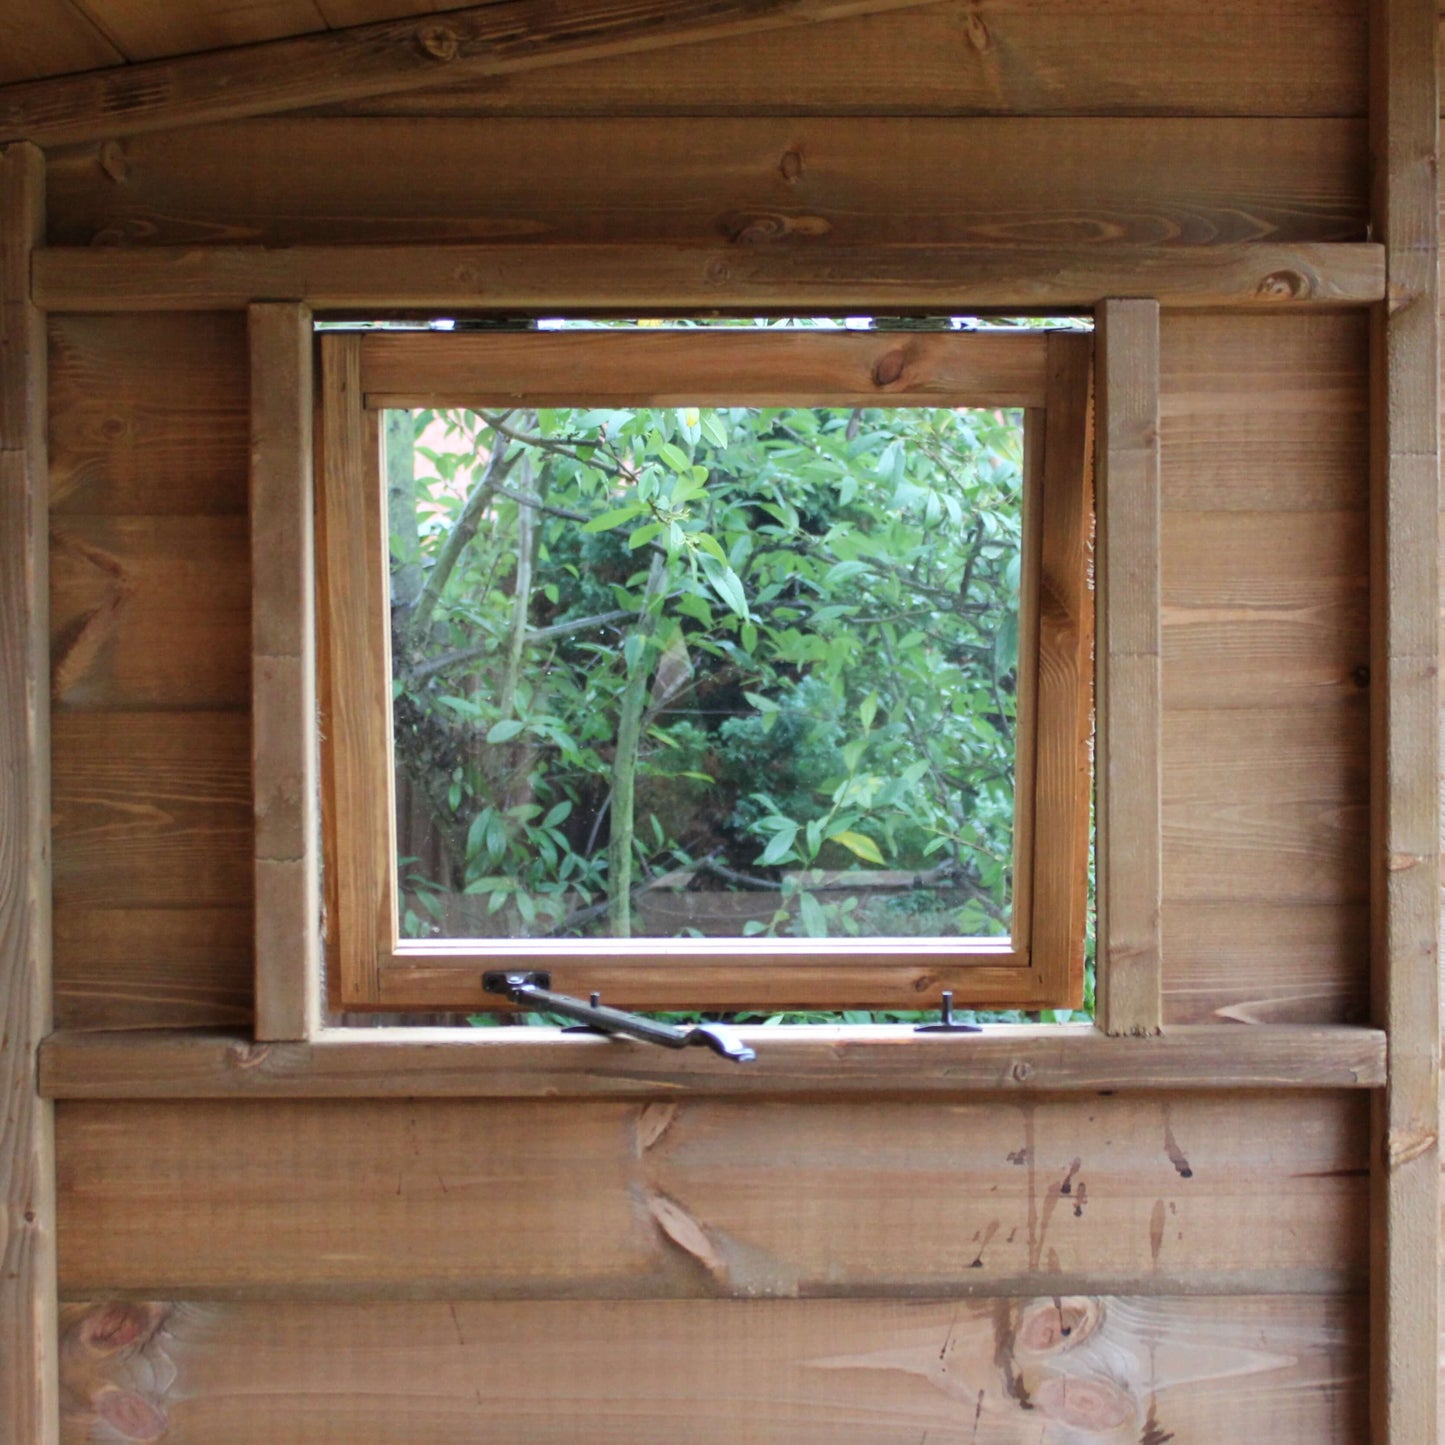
[32,240,1389,316]
[44,117,1368,251]
[49,515,249,710]
[0,140,58,1445]
[317,334,389,1006]
[1162,510,1368,710]
[0,1,121,87]
[53,1295,1366,1443]
[1094,300,1162,1037]
[1162,901,1369,1026]
[1028,334,1092,1008]
[53,909,252,1032]
[54,1093,1370,1295]
[48,313,248,516]
[78,0,329,62]
[1163,700,1369,904]
[38,1023,1389,1098]
[362,327,1050,408]
[318,0,1366,119]
[51,712,252,910]
[250,303,318,1041]
[1368,1,1440,1440]
[0,0,950,146]
[1161,311,1369,513]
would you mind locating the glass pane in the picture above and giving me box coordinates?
[387,403,1024,943]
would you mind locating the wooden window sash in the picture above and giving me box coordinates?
[317,327,1092,1013]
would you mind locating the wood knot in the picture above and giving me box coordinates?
[1011,1060,1034,1083]
[94,1386,169,1442]
[704,257,733,286]
[963,9,992,51]
[720,211,829,245]
[1385,1128,1437,1169]
[417,23,461,61]
[1032,1374,1136,1431]
[778,149,804,184]
[1255,269,1308,301]
[227,1041,272,1071]
[872,349,908,388]
[1016,1297,1102,1355]
[98,140,129,184]
[76,1302,153,1355]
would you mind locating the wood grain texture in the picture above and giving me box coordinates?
[52,909,252,1032]
[32,241,1388,315]
[48,312,248,516]
[54,1093,1370,1296]
[43,117,1368,251]
[0,140,58,1445]
[361,327,1050,408]
[0,0,949,145]
[319,0,1367,119]
[49,514,249,710]
[1094,301,1161,1037]
[38,1024,1389,1099]
[1158,313,1371,1030]
[0,0,121,87]
[77,0,329,62]
[53,1295,1365,1443]
[51,711,252,910]
[250,303,319,1040]
[1368,2,1440,1440]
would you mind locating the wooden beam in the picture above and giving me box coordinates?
[38,1024,1386,1099]
[32,241,1387,315]
[0,0,944,147]
[1094,300,1163,1036]
[1367,0,1439,1440]
[0,141,58,1445]
[249,303,319,1041]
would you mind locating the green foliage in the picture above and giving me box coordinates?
[388,397,1027,961]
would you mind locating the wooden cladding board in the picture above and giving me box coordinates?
[55,1094,1368,1298]
[43,117,1367,251]
[48,312,253,1029]
[1158,314,1369,1026]
[316,0,1366,119]
[55,1295,1365,1443]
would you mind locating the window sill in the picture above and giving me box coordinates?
[39,1023,1385,1100]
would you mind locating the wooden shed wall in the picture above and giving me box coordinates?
[26,3,1408,1439]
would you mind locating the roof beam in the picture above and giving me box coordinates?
[0,0,941,147]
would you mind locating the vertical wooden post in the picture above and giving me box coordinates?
[1368,1,1439,1439]
[0,141,58,1443]
[1094,299,1163,1036]
[250,302,320,1040]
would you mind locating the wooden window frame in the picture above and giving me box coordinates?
[315,326,1093,1015]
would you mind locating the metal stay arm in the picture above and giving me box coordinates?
[481,971,756,1062]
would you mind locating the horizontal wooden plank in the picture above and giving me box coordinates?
[317,0,1367,119]
[33,241,1388,315]
[54,1295,1366,1443]
[48,312,248,515]
[0,0,121,88]
[362,328,1050,408]
[1160,311,1368,512]
[50,515,249,710]
[76,0,329,63]
[1162,700,1369,905]
[45,117,1367,250]
[38,1024,1388,1099]
[1161,901,1369,1026]
[55,1093,1370,1295]
[0,0,950,146]
[1161,510,1368,709]
[52,712,252,909]
[52,909,252,1032]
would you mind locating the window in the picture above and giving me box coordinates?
[317,326,1092,1014]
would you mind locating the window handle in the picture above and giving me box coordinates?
[482,972,756,1063]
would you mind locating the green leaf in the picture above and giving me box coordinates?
[757,824,799,867]
[830,829,885,865]
[698,553,749,621]
[542,800,573,828]
[700,412,729,447]
[657,441,691,473]
[582,503,643,533]
[797,891,827,938]
[486,719,525,744]
[627,520,665,551]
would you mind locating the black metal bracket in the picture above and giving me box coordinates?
[482,971,755,1063]
[914,990,982,1033]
